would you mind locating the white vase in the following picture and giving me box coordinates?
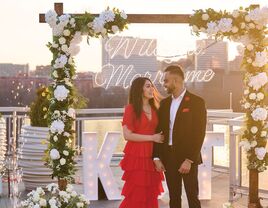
[18,125,82,190]
[18,125,56,190]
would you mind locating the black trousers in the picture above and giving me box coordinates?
[164,147,201,208]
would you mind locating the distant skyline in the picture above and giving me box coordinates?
[0,0,267,72]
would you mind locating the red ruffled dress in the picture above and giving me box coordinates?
[119,104,164,208]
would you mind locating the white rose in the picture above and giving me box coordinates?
[251,126,258,134]
[68,58,73,65]
[60,158,66,165]
[50,149,60,160]
[59,37,66,45]
[54,55,68,69]
[232,10,240,18]
[249,93,256,100]
[120,10,127,19]
[66,184,73,192]
[76,202,84,208]
[231,26,238,33]
[45,10,57,27]
[240,22,246,29]
[63,150,69,156]
[70,18,75,24]
[64,132,70,137]
[39,198,47,206]
[33,192,40,202]
[261,131,267,138]
[244,102,250,109]
[33,205,40,208]
[71,191,77,197]
[111,25,119,33]
[251,141,257,147]
[245,15,250,22]
[251,108,268,121]
[49,198,57,206]
[61,44,69,53]
[50,120,65,134]
[67,108,75,118]
[247,58,252,63]
[54,85,69,101]
[202,13,209,21]
[200,27,206,32]
[253,51,268,68]
[52,42,59,48]
[240,140,251,151]
[246,44,254,51]
[218,18,232,32]
[53,135,58,142]
[248,72,268,90]
[63,29,71,36]
[192,25,199,32]
[257,92,264,100]
[244,89,249,95]
[249,23,255,29]
[255,147,267,160]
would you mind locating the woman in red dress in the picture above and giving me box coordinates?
[119,77,164,208]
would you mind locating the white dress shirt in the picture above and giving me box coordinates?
[169,89,186,145]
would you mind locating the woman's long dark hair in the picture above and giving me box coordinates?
[128,77,162,119]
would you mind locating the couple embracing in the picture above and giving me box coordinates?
[119,65,207,208]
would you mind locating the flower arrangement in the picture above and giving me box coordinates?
[44,6,128,183]
[20,183,90,208]
[189,5,268,172]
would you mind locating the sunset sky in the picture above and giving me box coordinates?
[0,0,267,72]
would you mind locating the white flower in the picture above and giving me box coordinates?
[54,85,69,101]
[257,92,264,101]
[251,126,258,134]
[68,58,74,65]
[120,10,127,19]
[59,14,71,27]
[231,26,238,33]
[77,202,84,208]
[33,192,40,202]
[244,89,249,95]
[200,27,206,32]
[239,140,251,151]
[206,21,219,35]
[63,29,71,36]
[46,183,58,192]
[248,72,268,91]
[64,132,70,137]
[39,198,47,206]
[52,42,59,48]
[67,108,75,118]
[111,25,119,33]
[244,102,250,109]
[255,147,267,160]
[202,13,209,21]
[53,135,58,142]
[66,184,73,192]
[192,25,199,32]
[251,141,257,147]
[246,44,254,51]
[63,150,69,156]
[249,93,256,100]
[59,37,66,45]
[232,10,240,18]
[54,55,68,69]
[245,15,250,22]
[70,18,75,25]
[52,23,65,36]
[50,120,65,134]
[49,198,57,206]
[249,23,255,29]
[249,8,261,21]
[50,149,60,160]
[261,131,267,138]
[36,187,44,195]
[71,191,77,197]
[60,158,66,165]
[45,10,57,27]
[93,17,105,33]
[218,18,232,32]
[100,10,115,22]
[252,51,268,68]
[247,58,252,63]
[61,44,68,53]
[33,205,40,208]
[251,108,268,121]
[240,22,246,29]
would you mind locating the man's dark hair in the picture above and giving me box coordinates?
[164,65,184,80]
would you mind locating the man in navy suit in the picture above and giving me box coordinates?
[153,65,207,208]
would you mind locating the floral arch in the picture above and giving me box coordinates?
[22,3,268,208]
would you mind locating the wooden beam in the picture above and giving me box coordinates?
[39,13,190,24]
